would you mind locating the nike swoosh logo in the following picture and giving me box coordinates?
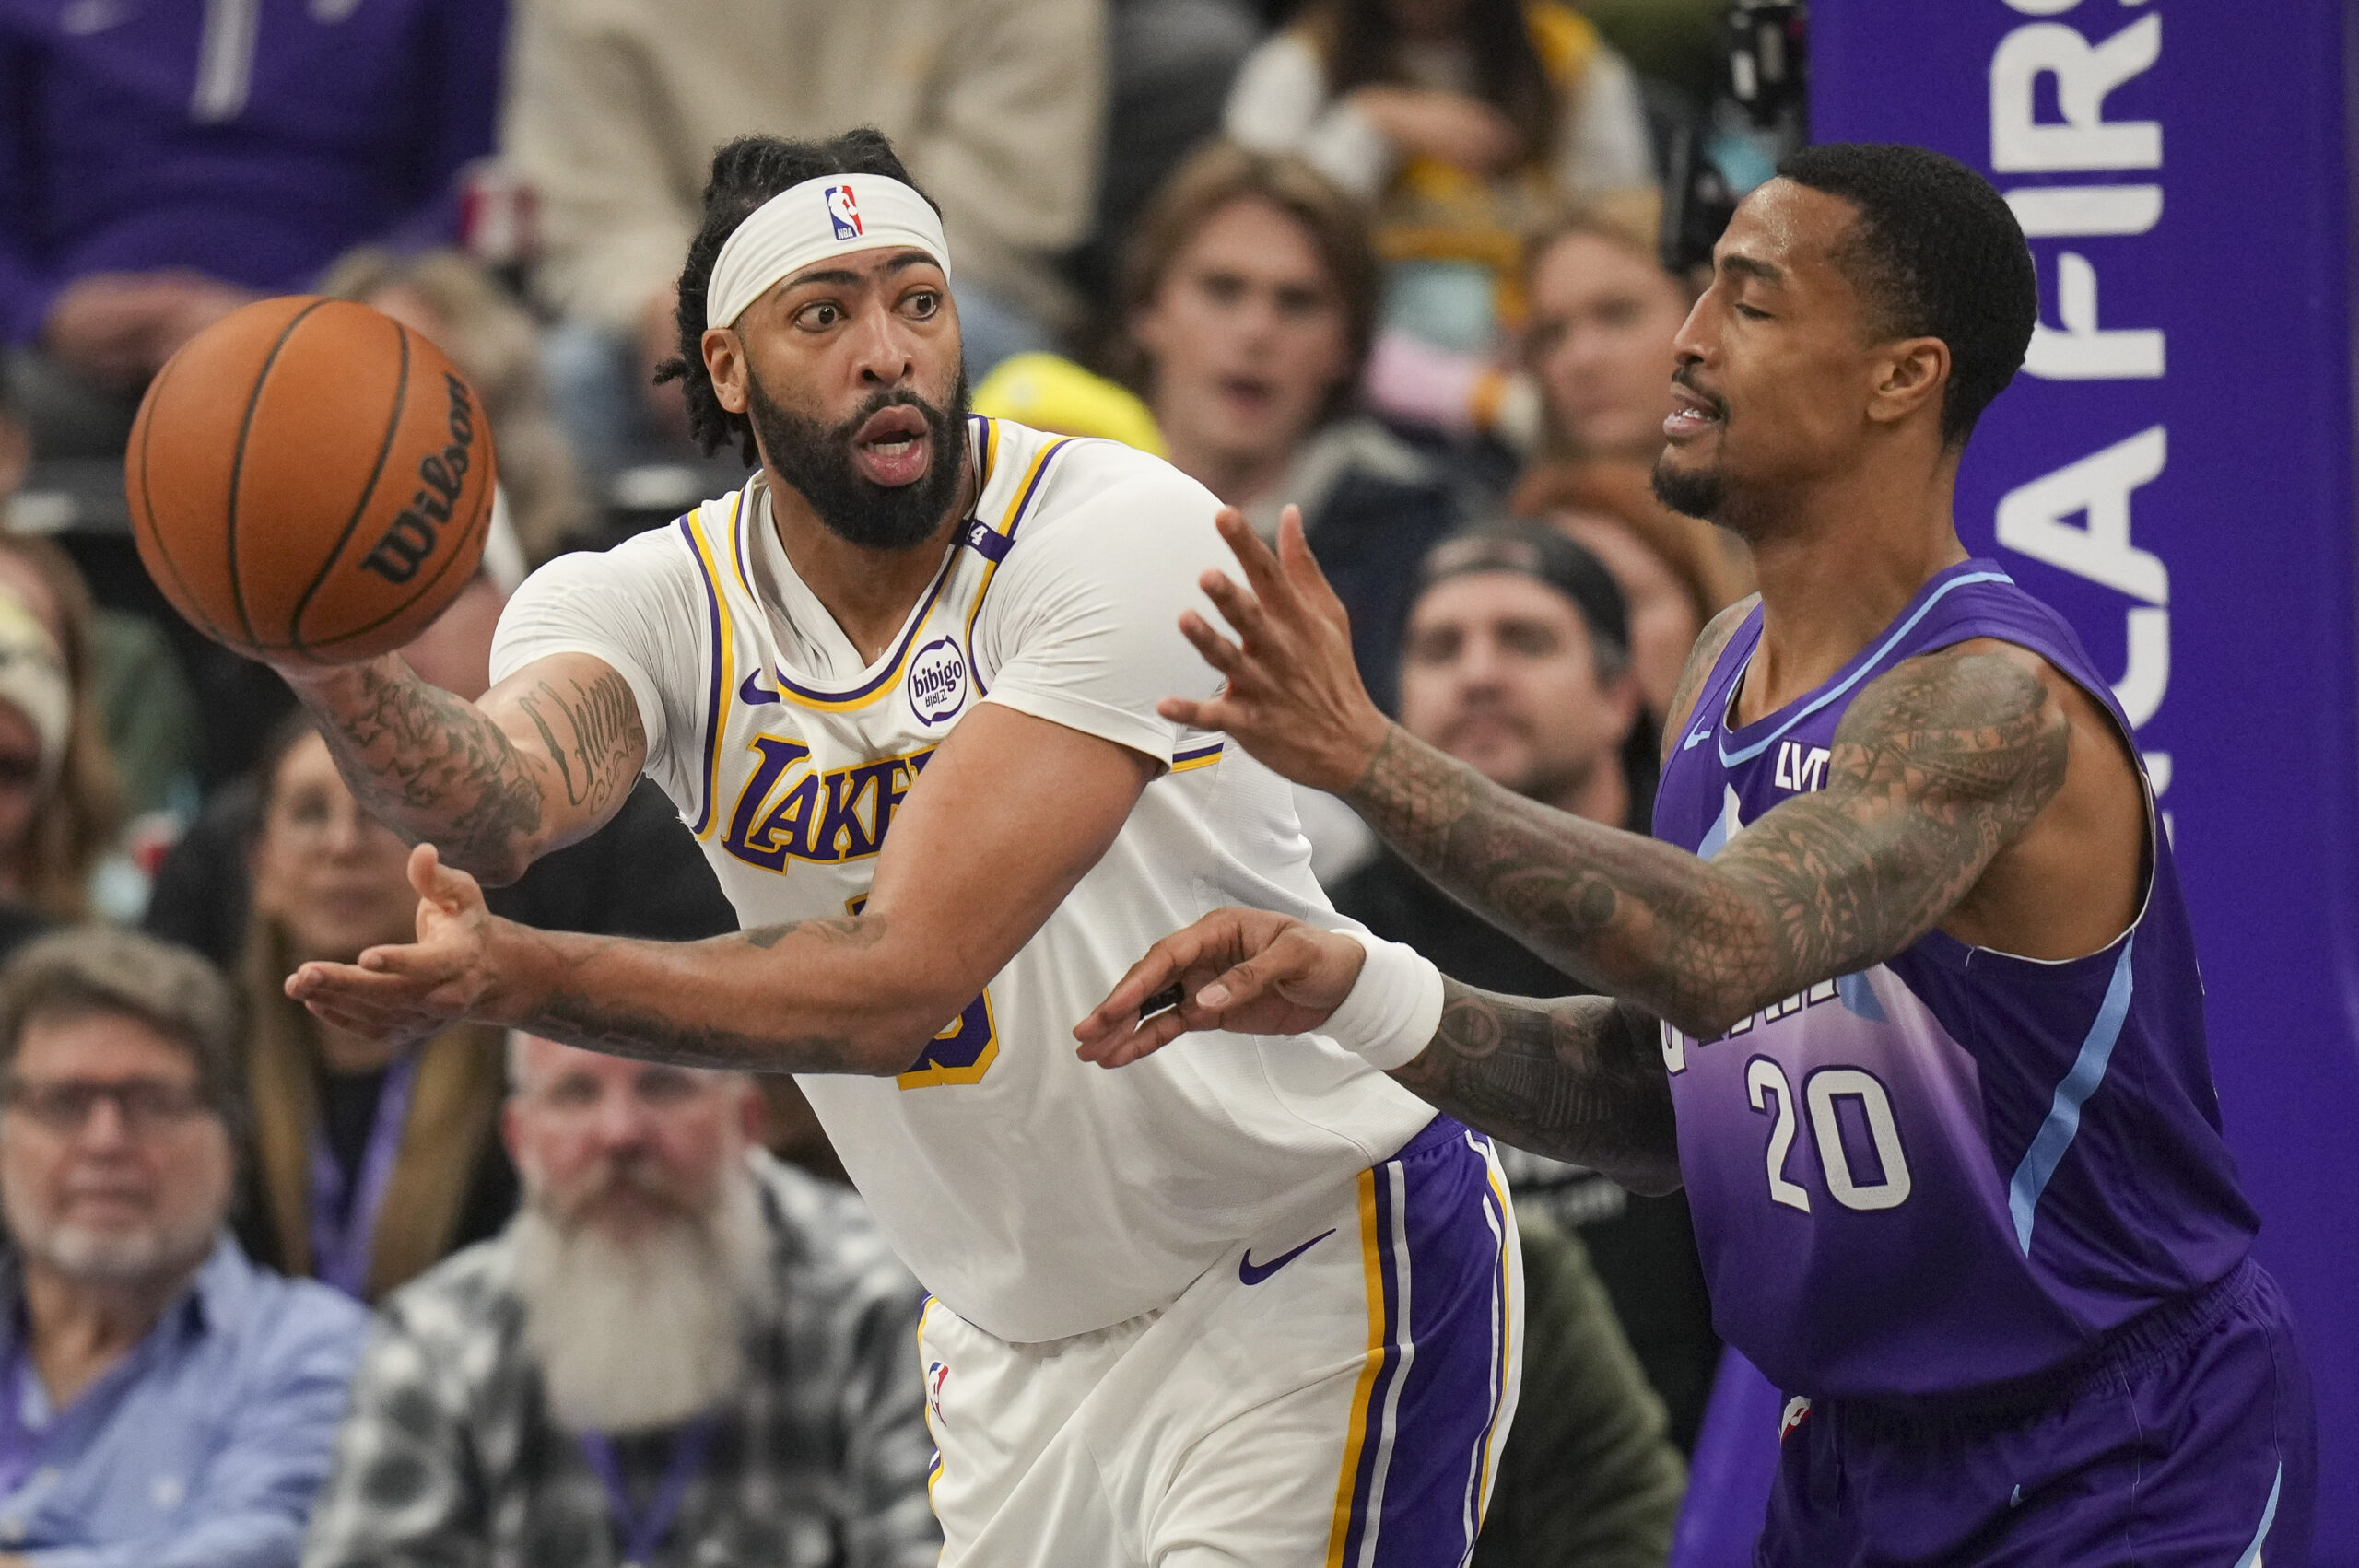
[1239,1228,1336,1286]
[739,670,782,706]
[1682,723,1714,751]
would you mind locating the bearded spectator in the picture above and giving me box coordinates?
[303,1035,936,1568]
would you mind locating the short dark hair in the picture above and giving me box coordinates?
[0,928,244,1133]
[656,129,944,466]
[1776,143,2036,446]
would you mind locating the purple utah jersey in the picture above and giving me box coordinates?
[1653,559,2257,1400]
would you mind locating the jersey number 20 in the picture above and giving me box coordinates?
[1745,1057,1913,1212]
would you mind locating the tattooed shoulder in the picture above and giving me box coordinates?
[1826,641,2071,821]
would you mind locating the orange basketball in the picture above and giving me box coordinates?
[125,295,498,664]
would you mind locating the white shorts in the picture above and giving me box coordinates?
[918,1117,1523,1566]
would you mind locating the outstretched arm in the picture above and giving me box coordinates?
[1071,907,1679,1191]
[275,650,646,885]
[1165,509,2072,1039]
[289,701,1156,1076]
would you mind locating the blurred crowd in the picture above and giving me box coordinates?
[0,0,1755,1563]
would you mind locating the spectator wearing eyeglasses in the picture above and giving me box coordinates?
[0,926,368,1567]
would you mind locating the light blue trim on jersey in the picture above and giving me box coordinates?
[2233,1464,2283,1568]
[1718,571,2015,766]
[2008,933,2137,1253]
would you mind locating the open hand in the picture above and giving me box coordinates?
[286,844,524,1045]
[1073,907,1367,1068]
[1166,507,1393,795]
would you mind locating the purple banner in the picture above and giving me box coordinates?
[1813,1,2359,1556]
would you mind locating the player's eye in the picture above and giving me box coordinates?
[1733,302,1771,322]
[795,301,842,330]
[904,290,941,320]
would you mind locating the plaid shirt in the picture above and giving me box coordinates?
[301,1153,939,1568]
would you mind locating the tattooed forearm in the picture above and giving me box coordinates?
[287,655,648,885]
[524,991,865,1073]
[1347,646,2072,1036]
[514,671,643,814]
[305,658,548,881]
[1390,981,1679,1192]
[507,916,898,1073]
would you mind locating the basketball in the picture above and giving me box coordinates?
[124,295,498,664]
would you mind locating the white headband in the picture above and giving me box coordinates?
[705,174,953,330]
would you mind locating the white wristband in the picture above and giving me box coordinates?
[1324,930,1446,1072]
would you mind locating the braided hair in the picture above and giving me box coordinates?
[654,129,944,465]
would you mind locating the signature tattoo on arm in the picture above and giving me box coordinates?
[515,671,641,814]
[1348,643,2072,1037]
[1391,981,1680,1191]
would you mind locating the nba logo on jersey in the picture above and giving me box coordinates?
[908,637,968,726]
[825,183,863,241]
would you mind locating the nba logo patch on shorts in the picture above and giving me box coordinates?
[826,183,863,240]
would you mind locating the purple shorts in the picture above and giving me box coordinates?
[1761,1258,2315,1567]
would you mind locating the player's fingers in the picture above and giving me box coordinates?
[1213,508,1296,611]
[1178,610,1247,676]
[1197,572,1277,651]
[1089,1005,1198,1068]
[1077,930,1211,1042]
[1156,696,1219,729]
[1276,509,1352,631]
[355,942,450,980]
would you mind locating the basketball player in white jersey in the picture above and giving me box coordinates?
[264,130,1520,1564]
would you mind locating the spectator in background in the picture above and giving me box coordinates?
[1521,207,1696,463]
[0,531,193,837]
[234,715,515,1302]
[0,1,507,457]
[322,248,589,567]
[1509,210,1752,717]
[0,561,119,954]
[1510,458,1749,721]
[0,927,368,1566]
[1226,0,1654,434]
[1332,523,1721,1449]
[504,0,1105,473]
[304,1035,937,1568]
[1121,142,1460,715]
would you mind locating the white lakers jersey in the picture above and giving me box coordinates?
[491,418,1434,1342]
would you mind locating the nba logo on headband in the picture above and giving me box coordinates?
[825,184,863,241]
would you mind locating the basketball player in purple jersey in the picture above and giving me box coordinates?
[1076,144,2317,1563]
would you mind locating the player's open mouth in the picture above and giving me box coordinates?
[1663,384,1725,440]
[851,406,933,487]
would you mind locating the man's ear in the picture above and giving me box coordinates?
[499,1097,523,1167]
[703,327,749,415]
[737,1078,769,1146]
[1866,335,1950,428]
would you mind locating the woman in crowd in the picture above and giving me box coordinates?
[0,537,123,948]
[236,713,515,1302]
[1226,0,1655,432]
[323,247,588,567]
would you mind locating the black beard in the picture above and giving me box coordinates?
[1650,451,1728,522]
[745,371,971,551]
